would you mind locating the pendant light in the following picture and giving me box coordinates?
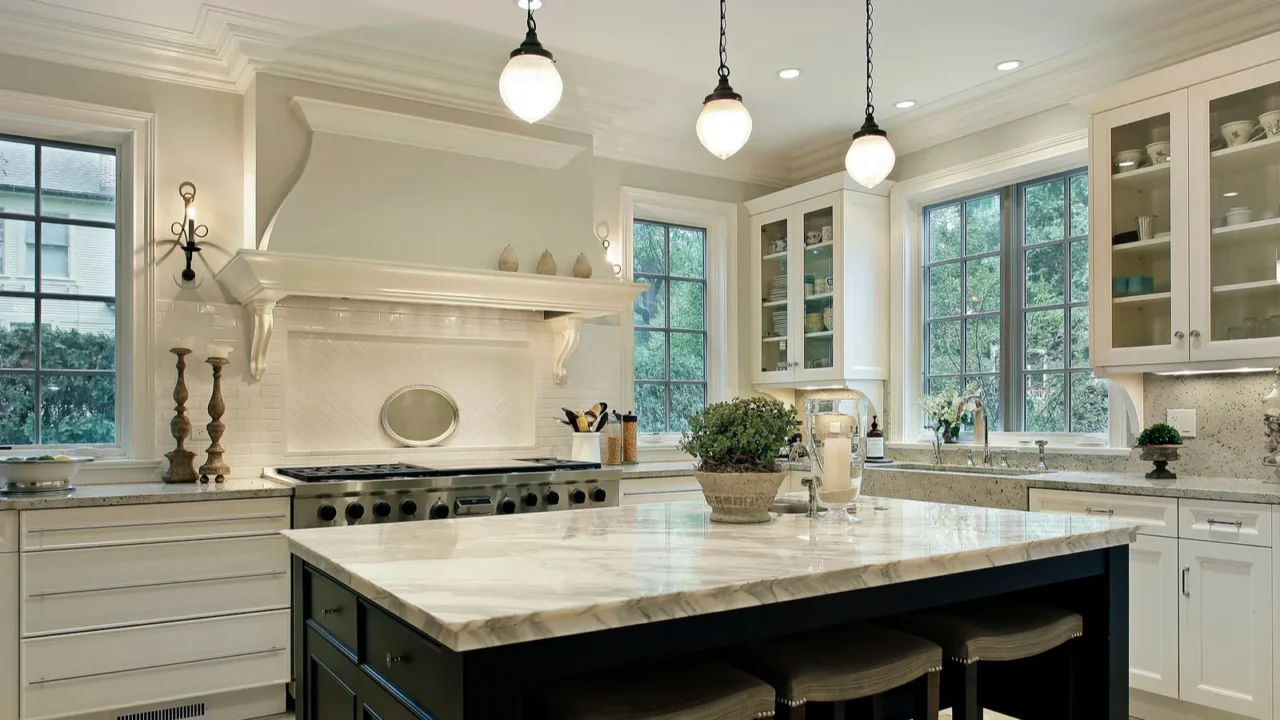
[844,0,895,188]
[499,1,563,123]
[696,0,752,160]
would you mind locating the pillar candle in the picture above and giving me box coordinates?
[821,436,853,492]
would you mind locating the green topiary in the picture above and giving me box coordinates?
[1137,423,1183,446]
[679,396,795,474]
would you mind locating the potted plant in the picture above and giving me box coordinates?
[919,381,979,444]
[1136,423,1183,480]
[679,396,795,524]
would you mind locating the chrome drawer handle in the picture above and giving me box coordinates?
[321,607,341,617]
[29,646,285,685]
[386,653,408,669]
[29,569,287,598]
[1084,507,1115,517]
[1207,518,1243,530]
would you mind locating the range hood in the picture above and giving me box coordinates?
[216,249,645,382]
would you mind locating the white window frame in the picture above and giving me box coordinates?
[0,90,156,460]
[889,130,1133,454]
[619,187,737,447]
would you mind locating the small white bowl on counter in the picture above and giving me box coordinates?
[0,455,93,494]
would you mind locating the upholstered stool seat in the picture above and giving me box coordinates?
[532,658,777,720]
[733,623,943,719]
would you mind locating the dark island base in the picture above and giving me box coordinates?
[292,546,1128,720]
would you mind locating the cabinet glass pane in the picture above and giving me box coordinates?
[1206,80,1280,342]
[759,217,790,372]
[802,205,835,370]
[1110,112,1174,349]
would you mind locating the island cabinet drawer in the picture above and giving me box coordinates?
[1028,489,1177,537]
[22,534,290,636]
[0,510,16,552]
[21,498,290,551]
[362,599,460,719]
[1179,499,1271,547]
[306,567,359,652]
[21,609,289,720]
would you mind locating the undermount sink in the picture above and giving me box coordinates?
[877,462,1046,477]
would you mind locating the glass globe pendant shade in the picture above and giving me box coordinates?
[844,122,896,189]
[500,50,563,124]
[697,80,753,160]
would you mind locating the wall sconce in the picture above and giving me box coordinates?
[171,181,208,282]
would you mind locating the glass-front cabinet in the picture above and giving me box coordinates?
[754,206,794,384]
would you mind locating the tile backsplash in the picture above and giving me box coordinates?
[155,298,622,477]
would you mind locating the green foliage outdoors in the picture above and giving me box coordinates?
[679,396,795,474]
[1137,423,1183,447]
[925,172,1107,434]
[0,324,115,445]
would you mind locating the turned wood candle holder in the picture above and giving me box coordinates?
[199,356,231,484]
[163,348,199,484]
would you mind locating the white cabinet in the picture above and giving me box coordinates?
[1129,534,1180,698]
[746,173,890,388]
[0,551,16,720]
[1179,538,1273,719]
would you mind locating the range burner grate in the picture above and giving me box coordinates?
[277,463,439,482]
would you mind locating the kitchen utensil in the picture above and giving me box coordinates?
[570,432,602,463]
[584,402,608,421]
[1112,149,1144,173]
[0,456,92,495]
[1261,111,1280,139]
[1145,141,1171,165]
[591,412,609,433]
[1222,121,1266,147]
[1136,215,1157,241]
[1226,207,1253,226]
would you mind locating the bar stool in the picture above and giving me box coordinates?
[530,657,777,719]
[887,601,1083,720]
[732,623,943,720]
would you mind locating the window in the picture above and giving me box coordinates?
[923,168,1107,434]
[0,135,118,446]
[633,220,708,434]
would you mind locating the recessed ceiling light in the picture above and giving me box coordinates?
[515,0,542,9]
[894,100,916,109]
[1224,191,1240,197]
[777,68,801,80]
[995,60,1022,72]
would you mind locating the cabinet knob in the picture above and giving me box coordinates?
[1174,330,1185,341]
[386,653,407,669]
[321,606,341,617]
[1190,329,1201,340]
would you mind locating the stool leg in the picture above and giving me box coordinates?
[1068,637,1081,720]
[777,703,806,720]
[952,663,979,720]
[843,696,882,719]
[911,670,940,720]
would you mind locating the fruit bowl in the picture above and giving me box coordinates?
[0,455,93,494]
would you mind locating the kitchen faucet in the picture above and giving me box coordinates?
[926,422,943,466]
[960,394,993,467]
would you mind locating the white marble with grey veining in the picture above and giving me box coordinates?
[0,478,293,510]
[282,497,1135,652]
[1025,471,1280,503]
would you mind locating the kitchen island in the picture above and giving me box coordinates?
[283,498,1135,719]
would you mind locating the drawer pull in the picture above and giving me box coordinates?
[28,569,287,598]
[386,652,408,669]
[28,646,285,685]
[321,606,342,617]
[31,513,288,533]
[1206,518,1244,530]
[1182,566,1190,597]
[1084,507,1115,517]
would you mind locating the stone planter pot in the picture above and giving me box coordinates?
[1138,445,1181,480]
[694,470,787,524]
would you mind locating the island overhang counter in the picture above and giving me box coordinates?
[283,497,1136,719]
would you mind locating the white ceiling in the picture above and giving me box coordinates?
[7,0,1280,184]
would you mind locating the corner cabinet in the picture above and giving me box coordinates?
[1088,39,1280,371]
[745,172,891,389]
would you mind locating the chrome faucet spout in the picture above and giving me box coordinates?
[960,394,992,467]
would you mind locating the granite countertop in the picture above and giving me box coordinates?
[0,478,293,510]
[282,496,1135,652]
[1024,471,1280,503]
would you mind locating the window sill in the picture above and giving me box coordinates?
[888,441,1134,457]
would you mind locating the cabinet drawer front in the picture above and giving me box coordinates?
[21,610,289,720]
[306,567,359,652]
[1027,489,1176,537]
[22,535,289,636]
[1179,499,1271,547]
[363,600,458,716]
[22,498,289,550]
[0,511,16,553]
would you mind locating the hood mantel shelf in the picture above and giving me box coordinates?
[215,250,645,382]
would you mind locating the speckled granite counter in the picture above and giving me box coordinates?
[0,478,293,510]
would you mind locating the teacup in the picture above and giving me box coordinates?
[1261,111,1280,139]
[1145,141,1171,165]
[1222,121,1266,147]
[804,231,823,246]
[1113,149,1144,173]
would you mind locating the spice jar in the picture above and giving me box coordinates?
[622,412,638,464]
[604,413,624,466]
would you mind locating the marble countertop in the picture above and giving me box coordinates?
[621,460,811,479]
[0,478,293,510]
[282,496,1135,652]
[1024,471,1280,503]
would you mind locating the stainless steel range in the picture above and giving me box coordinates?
[273,459,620,529]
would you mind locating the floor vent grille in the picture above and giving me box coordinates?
[117,702,206,720]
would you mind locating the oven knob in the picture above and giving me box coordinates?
[569,488,586,505]
[373,501,392,518]
[522,492,539,507]
[401,499,419,517]
[590,487,607,503]
[428,502,448,520]
[317,504,337,522]
[346,503,365,521]
[544,490,560,506]
[497,497,517,515]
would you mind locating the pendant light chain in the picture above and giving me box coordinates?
[526,1,537,34]
[718,0,730,80]
[864,0,875,120]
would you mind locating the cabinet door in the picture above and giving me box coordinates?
[792,192,842,382]
[752,207,797,383]
[308,651,358,720]
[0,553,15,720]
[1179,538,1272,718]
[1128,535,1179,698]
[1091,90,1190,368]
[1188,60,1280,362]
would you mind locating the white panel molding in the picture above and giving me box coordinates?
[290,97,585,170]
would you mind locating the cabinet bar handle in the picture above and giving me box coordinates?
[1182,566,1190,597]
[1206,518,1243,530]
[1083,507,1115,517]
[28,569,287,598]
[321,606,341,617]
[29,646,285,685]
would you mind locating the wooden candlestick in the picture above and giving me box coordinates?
[163,348,199,484]
[199,356,231,484]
